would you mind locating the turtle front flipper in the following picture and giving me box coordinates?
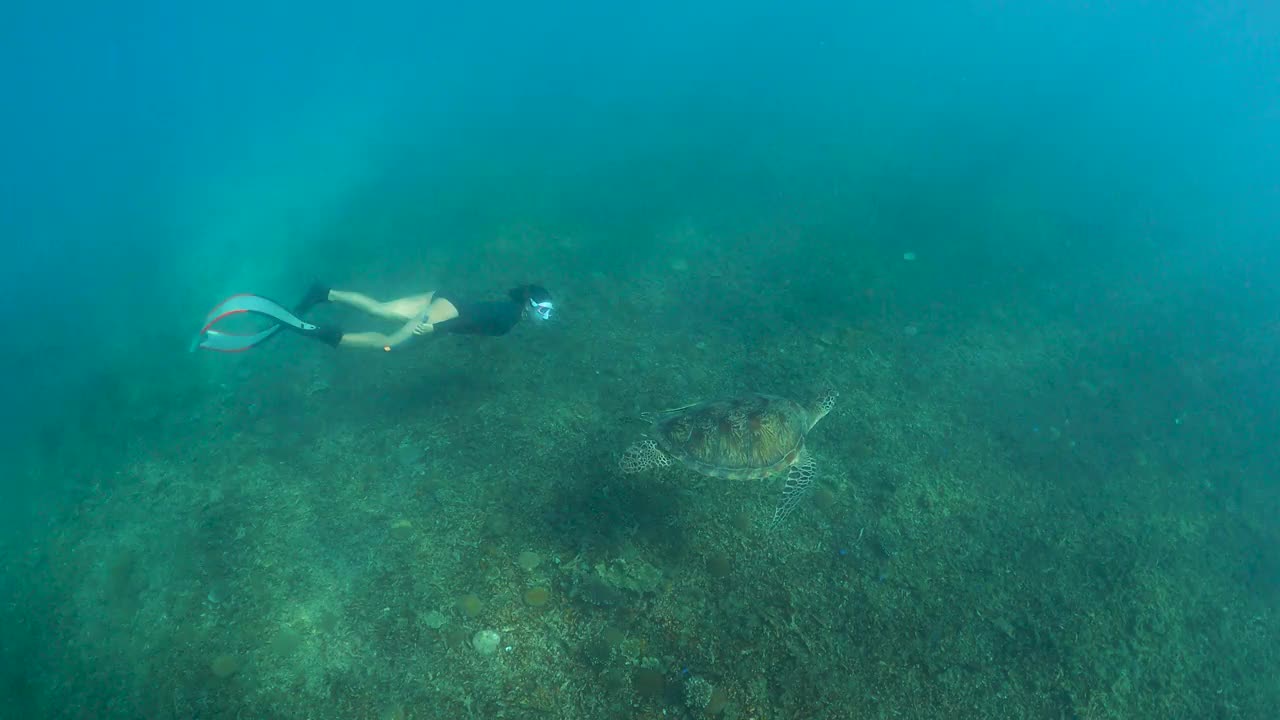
[620,440,673,474]
[770,453,818,529]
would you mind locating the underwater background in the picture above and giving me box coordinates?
[2,1,1279,718]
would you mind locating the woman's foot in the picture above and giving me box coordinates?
[295,283,332,314]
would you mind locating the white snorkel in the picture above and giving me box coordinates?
[530,298,554,321]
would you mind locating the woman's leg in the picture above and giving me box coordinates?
[335,311,424,350]
[329,290,434,322]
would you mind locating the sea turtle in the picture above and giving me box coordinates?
[619,389,838,526]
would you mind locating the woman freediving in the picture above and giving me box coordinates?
[191,283,554,353]
[293,282,556,351]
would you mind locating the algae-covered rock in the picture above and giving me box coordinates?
[594,559,664,595]
[684,675,714,710]
[570,558,665,608]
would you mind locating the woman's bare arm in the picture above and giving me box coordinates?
[340,314,425,350]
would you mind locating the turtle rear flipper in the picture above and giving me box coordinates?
[770,453,818,529]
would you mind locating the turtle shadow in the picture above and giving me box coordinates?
[537,454,693,560]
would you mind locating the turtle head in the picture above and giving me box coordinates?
[809,387,839,428]
[619,439,671,474]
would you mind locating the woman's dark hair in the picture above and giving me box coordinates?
[509,284,552,304]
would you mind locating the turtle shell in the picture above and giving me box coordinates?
[650,393,810,480]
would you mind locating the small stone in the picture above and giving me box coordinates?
[516,550,542,571]
[472,629,501,655]
[812,487,837,510]
[684,676,714,709]
[705,553,733,579]
[269,628,303,656]
[210,654,239,678]
[456,594,484,617]
[706,685,730,715]
[633,667,665,699]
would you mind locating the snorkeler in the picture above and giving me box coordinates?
[291,282,554,351]
[192,284,553,353]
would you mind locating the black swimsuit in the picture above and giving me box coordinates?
[433,298,523,336]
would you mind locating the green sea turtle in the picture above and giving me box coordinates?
[619,389,838,526]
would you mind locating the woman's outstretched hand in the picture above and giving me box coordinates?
[382,314,431,349]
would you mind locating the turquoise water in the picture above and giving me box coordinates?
[2,2,1278,718]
